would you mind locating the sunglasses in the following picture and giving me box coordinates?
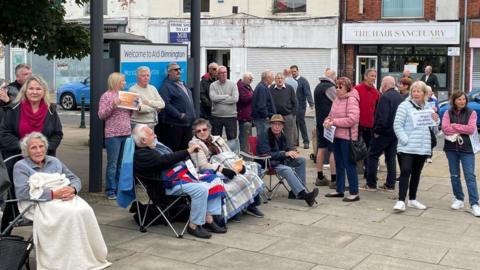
[196,128,208,134]
[170,68,181,72]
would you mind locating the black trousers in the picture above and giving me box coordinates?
[210,116,237,140]
[366,135,397,188]
[398,153,427,201]
[155,122,192,152]
[359,127,373,177]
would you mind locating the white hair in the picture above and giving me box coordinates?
[136,66,150,76]
[132,124,150,146]
[20,132,49,157]
[242,72,253,81]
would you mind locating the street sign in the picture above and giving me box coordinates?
[448,47,460,56]
[169,21,191,44]
[119,43,188,89]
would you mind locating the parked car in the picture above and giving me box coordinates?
[438,88,480,129]
[56,77,90,110]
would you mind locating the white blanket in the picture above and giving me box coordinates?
[23,172,112,270]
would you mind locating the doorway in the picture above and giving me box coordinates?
[356,56,377,86]
[206,49,230,78]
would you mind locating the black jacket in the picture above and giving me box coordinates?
[200,74,216,116]
[0,103,63,158]
[256,128,295,168]
[314,77,335,128]
[443,108,474,153]
[420,73,440,91]
[373,88,403,137]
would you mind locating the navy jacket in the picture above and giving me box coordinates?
[251,81,276,119]
[256,128,295,168]
[158,78,196,127]
[373,88,403,137]
[295,76,314,111]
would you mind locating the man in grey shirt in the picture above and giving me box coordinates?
[209,66,239,150]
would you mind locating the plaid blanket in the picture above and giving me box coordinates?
[210,152,265,218]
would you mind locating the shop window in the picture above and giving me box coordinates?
[382,0,423,18]
[273,0,306,13]
[414,46,447,55]
[183,0,210,13]
[380,46,412,55]
[358,46,378,54]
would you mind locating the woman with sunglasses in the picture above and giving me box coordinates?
[189,118,265,222]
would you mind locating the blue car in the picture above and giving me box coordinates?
[438,88,480,129]
[56,77,90,110]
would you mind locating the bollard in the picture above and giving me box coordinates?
[79,95,86,128]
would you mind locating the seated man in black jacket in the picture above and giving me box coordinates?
[133,124,226,239]
[256,114,319,206]
[364,76,403,191]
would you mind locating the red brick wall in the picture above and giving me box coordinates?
[344,0,436,21]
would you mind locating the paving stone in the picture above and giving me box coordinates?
[191,228,281,252]
[464,223,480,237]
[312,215,403,238]
[383,214,470,234]
[226,216,282,234]
[421,207,480,224]
[264,222,358,248]
[345,235,448,264]
[440,249,480,270]
[261,238,369,269]
[309,204,391,222]
[311,266,344,270]
[394,227,480,252]
[110,253,210,270]
[121,233,225,263]
[260,203,326,225]
[427,184,456,194]
[198,248,314,270]
[100,225,145,247]
[107,247,137,263]
[91,203,131,225]
[353,254,463,270]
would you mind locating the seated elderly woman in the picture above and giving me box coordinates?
[13,132,111,270]
[189,118,265,221]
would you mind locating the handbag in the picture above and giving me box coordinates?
[348,128,367,163]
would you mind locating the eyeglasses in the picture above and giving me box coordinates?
[218,71,227,74]
[195,128,208,134]
[170,68,181,72]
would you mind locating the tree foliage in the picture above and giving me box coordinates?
[0,0,90,59]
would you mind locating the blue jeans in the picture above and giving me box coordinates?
[274,156,307,195]
[333,138,359,195]
[296,109,309,145]
[445,151,479,206]
[238,120,252,153]
[167,182,222,225]
[253,118,269,138]
[104,136,128,196]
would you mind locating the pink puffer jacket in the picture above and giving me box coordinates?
[327,89,360,140]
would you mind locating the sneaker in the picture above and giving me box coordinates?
[426,158,433,163]
[230,212,242,223]
[203,221,227,233]
[187,225,212,239]
[393,201,406,212]
[315,176,330,186]
[288,190,304,200]
[378,183,395,193]
[304,188,319,207]
[106,194,117,200]
[451,198,465,210]
[407,200,427,210]
[472,204,480,217]
[359,183,377,192]
[245,205,264,218]
[329,181,336,189]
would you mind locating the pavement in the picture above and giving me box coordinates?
[22,123,480,269]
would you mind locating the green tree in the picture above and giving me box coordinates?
[0,0,90,59]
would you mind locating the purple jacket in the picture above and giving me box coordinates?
[237,79,254,121]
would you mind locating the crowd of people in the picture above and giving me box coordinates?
[0,61,479,265]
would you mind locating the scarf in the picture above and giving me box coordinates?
[200,136,220,155]
[19,100,48,139]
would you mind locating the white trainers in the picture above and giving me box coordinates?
[393,201,406,212]
[472,204,480,217]
[451,198,465,210]
[407,200,427,210]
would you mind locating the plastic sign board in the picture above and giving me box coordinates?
[119,43,188,90]
[169,21,191,44]
[447,47,460,56]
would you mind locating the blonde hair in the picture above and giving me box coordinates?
[410,81,429,103]
[107,72,125,91]
[15,74,51,105]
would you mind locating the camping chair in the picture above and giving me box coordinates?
[1,154,25,235]
[240,136,291,201]
[133,174,190,238]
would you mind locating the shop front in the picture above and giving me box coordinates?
[343,22,460,100]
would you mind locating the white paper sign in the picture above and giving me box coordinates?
[470,129,480,154]
[411,109,436,128]
[323,126,336,143]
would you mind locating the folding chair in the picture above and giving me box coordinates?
[133,174,190,238]
[240,136,290,201]
[1,154,25,235]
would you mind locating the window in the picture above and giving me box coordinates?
[273,0,306,13]
[183,0,210,13]
[382,0,423,18]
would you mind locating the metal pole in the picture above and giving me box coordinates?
[191,0,201,116]
[461,0,468,91]
[89,0,104,192]
[79,95,86,128]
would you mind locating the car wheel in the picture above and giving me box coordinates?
[60,93,76,110]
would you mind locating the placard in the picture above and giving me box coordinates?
[323,126,336,143]
[118,91,140,110]
[411,109,436,128]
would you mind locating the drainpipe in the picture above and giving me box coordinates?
[461,0,468,91]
